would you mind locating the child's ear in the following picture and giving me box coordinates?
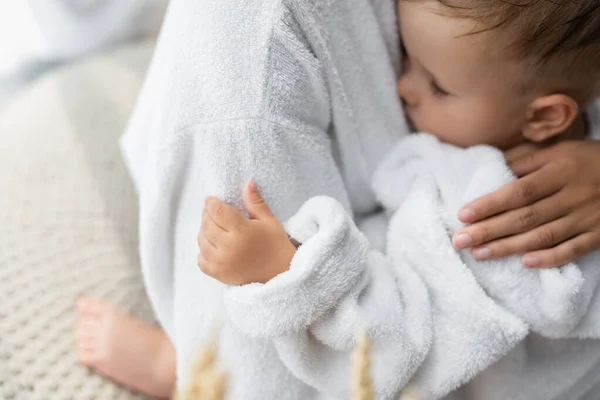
[522,94,579,142]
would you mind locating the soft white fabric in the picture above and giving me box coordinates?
[374,134,600,339]
[225,132,600,400]
[378,134,600,400]
[120,0,405,397]
[120,0,600,397]
[225,195,525,400]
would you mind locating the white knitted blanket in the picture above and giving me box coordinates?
[0,40,156,400]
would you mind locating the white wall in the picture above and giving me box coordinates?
[0,0,167,76]
[0,2,46,76]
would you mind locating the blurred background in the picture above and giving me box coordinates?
[0,0,167,109]
[0,2,168,399]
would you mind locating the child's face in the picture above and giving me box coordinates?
[397,1,532,149]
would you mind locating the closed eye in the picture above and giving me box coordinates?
[429,80,450,97]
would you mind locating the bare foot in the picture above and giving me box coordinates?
[75,296,176,399]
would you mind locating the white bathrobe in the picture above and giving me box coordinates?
[121,0,406,398]
[121,0,600,397]
[233,132,600,400]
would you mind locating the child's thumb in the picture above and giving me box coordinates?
[243,180,273,220]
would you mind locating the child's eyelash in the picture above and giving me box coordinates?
[429,80,449,97]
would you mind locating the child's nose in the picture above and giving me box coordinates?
[396,76,419,108]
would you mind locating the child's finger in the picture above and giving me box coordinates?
[198,235,216,277]
[198,229,216,251]
[197,252,212,276]
[204,197,246,231]
[243,180,274,220]
[202,210,227,246]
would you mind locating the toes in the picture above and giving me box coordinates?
[77,345,99,366]
[74,297,120,371]
[77,339,96,351]
[75,307,102,346]
[77,348,91,365]
[76,296,97,315]
[76,296,114,320]
[88,299,110,315]
[75,327,97,358]
[75,329,96,364]
[75,328,107,368]
[74,298,122,347]
[75,320,96,340]
[76,307,102,333]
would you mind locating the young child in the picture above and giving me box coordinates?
[199,1,600,399]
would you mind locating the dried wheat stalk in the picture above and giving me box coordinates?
[399,385,422,400]
[176,328,421,400]
[352,331,375,400]
[175,337,227,400]
[352,331,422,400]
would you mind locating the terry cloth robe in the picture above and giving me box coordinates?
[120,0,406,398]
[224,132,600,400]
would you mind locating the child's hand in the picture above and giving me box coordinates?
[197,181,297,285]
[453,140,600,269]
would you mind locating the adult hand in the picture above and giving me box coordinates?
[453,141,600,269]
